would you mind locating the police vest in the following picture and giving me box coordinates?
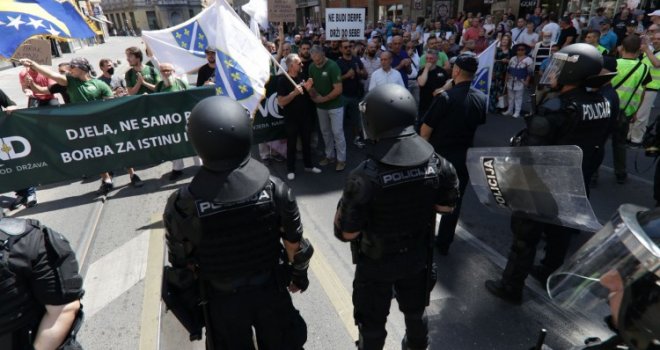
[597,45,608,55]
[642,49,660,90]
[612,58,650,117]
[191,182,283,281]
[0,220,44,335]
[359,156,440,260]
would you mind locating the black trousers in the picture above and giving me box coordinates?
[436,148,469,249]
[501,216,576,290]
[206,284,306,350]
[285,114,313,173]
[353,256,429,350]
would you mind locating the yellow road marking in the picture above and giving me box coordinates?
[139,215,165,350]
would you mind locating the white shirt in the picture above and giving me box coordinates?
[368,68,405,91]
[542,22,560,43]
[361,55,381,89]
[517,31,539,47]
[511,27,525,42]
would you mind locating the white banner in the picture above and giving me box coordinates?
[325,8,365,40]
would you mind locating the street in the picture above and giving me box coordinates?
[1,36,657,350]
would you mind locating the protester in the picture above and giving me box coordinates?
[542,13,560,43]
[336,39,367,149]
[557,17,578,48]
[518,22,539,49]
[308,45,346,172]
[125,46,161,95]
[503,44,534,118]
[277,54,322,180]
[361,41,381,90]
[492,35,512,112]
[584,30,609,55]
[417,49,449,118]
[368,51,405,90]
[599,19,618,53]
[195,46,216,86]
[19,65,57,108]
[98,58,127,97]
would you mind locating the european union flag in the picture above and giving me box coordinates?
[171,20,209,58]
[214,50,255,101]
[0,0,95,58]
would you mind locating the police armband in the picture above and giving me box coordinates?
[290,238,314,292]
[272,177,303,243]
[42,225,84,299]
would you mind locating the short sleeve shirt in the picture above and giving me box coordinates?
[336,56,365,98]
[66,75,113,103]
[308,59,343,110]
[155,78,189,93]
[276,74,310,119]
[419,66,449,115]
[125,65,161,95]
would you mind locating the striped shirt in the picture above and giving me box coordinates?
[533,43,552,73]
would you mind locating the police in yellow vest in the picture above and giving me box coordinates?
[610,35,651,184]
[629,32,660,146]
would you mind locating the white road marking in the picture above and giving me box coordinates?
[82,230,150,319]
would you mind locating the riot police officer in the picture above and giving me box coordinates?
[0,212,84,349]
[544,204,660,349]
[334,84,459,350]
[485,43,616,304]
[163,96,312,350]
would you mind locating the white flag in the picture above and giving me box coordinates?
[241,0,268,33]
[472,41,498,111]
[214,0,272,114]
[141,6,217,74]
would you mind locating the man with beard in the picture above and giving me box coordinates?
[298,41,313,79]
[291,34,302,53]
[196,46,216,87]
[361,41,381,90]
[417,49,448,119]
[337,40,367,148]
[125,46,161,95]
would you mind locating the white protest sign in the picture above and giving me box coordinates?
[325,8,365,40]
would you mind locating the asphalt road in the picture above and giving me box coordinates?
[1,36,658,350]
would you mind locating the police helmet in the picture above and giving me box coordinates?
[187,96,252,172]
[359,84,433,166]
[540,43,604,86]
[187,96,270,203]
[548,204,660,350]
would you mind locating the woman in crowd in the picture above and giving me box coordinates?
[491,34,512,113]
[503,43,534,118]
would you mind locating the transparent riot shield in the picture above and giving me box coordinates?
[466,145,602,232]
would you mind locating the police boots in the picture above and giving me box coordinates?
[484,279,523,305]
[401,336,429,350]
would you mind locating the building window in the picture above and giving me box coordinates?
[189,9,195,18]
[129,12,138,33]
[147,11,159,30]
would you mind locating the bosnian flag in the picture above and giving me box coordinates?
[213,0,271,114]
[141,5,216,74]
[472,41,497,111]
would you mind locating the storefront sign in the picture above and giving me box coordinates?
[325,8,366,40]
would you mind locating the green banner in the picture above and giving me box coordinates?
[0,86,285,193]
[253,76,286,143]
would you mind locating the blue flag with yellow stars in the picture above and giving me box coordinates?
[0,0,95,58]
[471,41,497,111]
[213,0,271,114]
[171,20,209,58]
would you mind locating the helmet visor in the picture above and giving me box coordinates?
[539,51,579,85]
[547,205,660,327]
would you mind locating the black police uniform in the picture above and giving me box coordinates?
[336,84,459,350]
[423,80,487,254]
[493,87,614,300]
[0,217,84,350]
[163,96,310,350]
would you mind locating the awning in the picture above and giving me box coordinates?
[88,15,113,25]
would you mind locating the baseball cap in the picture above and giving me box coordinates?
[204,46,216,53]
[69,57,91,72]
[626,19,638,26]
[649,9,660,16]
[451,53,478,73]
[600,18,611,25]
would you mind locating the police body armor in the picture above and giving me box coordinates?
[357,155,442,260]
[527,89,612,176]
[165,177,285,282]
[0,219,43,336]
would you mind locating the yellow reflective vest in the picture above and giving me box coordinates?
[612,58,650,117]
[642,49,660,90]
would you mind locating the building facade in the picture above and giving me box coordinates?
[100,0,204,34]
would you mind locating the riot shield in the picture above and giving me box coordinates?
[466,146,602,232]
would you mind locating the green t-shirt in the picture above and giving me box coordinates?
[66,75,113,103]
[308,59,343,110]
[125,65,161,95]
[155,78,189,93]
[419,52,449,68]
